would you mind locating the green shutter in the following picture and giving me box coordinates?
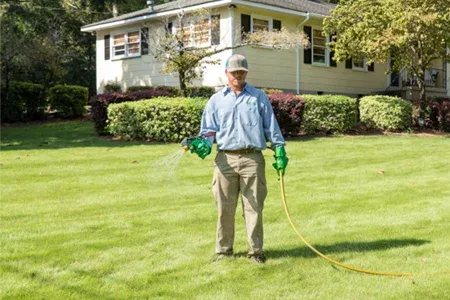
[273,20,281,31]
[211,15,220,45]
[141,28,149,55]
[345,58,352,69]
[303,26,312,64]
[104,35,110,60]
[241,14,251,38]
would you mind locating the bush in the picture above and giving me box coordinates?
[107,97,207,142]
[186,86,215,98]
[302,95,358,134]
[127,86,153,92]
[412,97,450,132]
[49,84,88,118]
[90,89,178,135]
[104,82,122,92]
[262,88,283,95]
[360,95,412,131]
[1,81,46,122]
[268,93,304,136]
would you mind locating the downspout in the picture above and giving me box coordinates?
[296,13,310,94]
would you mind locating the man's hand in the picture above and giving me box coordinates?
[272,146,288,179]
[189,137,211,159]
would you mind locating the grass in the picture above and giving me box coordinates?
[1,121,449,299]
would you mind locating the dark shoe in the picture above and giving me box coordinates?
[250,255,266,264]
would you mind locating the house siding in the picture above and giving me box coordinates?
[233,6,388,96]
[95,6,233,93]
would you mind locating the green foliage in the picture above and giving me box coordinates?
[0,81,46,122]
[104,82,122,92]
[323,0,450,112]
[185,86,215,98]
[262,88,284,95]
[49,84,88,118]
[302,95,358,134]
[107,97,207,142]
[359,95,412,131]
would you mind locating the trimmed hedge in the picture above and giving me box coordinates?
[107,97,207,142]
[360,95,412,131]
[90,89,178,135]
[1,81,46,122]
[49,84,88,118]
[302,95,358,134]
[268,93,304,137]
[127,85,215,98]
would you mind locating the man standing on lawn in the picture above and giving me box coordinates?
[188,54,288,264]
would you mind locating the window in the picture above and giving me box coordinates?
[241,14,281,37]
[174,15,220,48]
[352,57,366,71]
[312,28,328,65]
[252,17,269,32]
[112,30,141,59]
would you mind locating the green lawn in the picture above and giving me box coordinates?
[1,121,449,299]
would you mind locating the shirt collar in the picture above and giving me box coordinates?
[222,83,252,96]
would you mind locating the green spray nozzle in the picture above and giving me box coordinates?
[180,137,195,152]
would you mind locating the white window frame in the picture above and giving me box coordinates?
[173,16,213,48]
[111,27,142,60]
[352,58,367,71]
[311,26,329,67]
[251,14,272,32]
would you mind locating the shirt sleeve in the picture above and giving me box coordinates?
[260,92,286,148]
[199,99,218,144]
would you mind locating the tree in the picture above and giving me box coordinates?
[147,9,309,96]
[323,0,450,118]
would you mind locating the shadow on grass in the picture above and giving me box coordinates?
[1,120,169,151]
[236,238,430,259]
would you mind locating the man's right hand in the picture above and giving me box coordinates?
[189,137,211,159]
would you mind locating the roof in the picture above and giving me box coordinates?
[81,0,335,32]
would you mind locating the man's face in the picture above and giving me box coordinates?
[226,70,248,88]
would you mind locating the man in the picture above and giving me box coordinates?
[187,54,288,264]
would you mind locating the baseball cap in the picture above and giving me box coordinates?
[225,54,249,72]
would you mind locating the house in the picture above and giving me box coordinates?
[81,0,450,98]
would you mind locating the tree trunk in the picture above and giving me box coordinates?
[417,68,427,121]
[179,70,187,97]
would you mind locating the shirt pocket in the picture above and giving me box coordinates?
[239,106,260,126]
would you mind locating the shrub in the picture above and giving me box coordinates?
[127,86,153,92]
[268,93,304,136]
[360,95,412,131]
[412,97,450,132]
[104,82,122,92]
[107,97,207,142]
[49,84,88,118]
[302,95,358,134]
[1,81,46,122]
[90,89,178,135]
[185,86,215,98]
[262,88,283,95]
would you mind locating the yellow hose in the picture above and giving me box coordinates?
[279,172,450,277]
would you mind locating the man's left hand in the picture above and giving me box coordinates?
[272,146,288,179]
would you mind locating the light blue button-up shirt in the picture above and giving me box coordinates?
[200,83,285,151]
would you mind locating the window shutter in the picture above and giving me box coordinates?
[211,14,220,45]
[329,33,337,67]
[166,22,173,36]
[273,19,281,31]
[368,62,374,72]
[345,58,352,69]
[141,28,149,55]
[241,14,251,38]
[104,35,110,60]
[303,26,312,64]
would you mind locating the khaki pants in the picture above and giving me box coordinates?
[212,151,268,256]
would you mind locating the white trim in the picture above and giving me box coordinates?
[81,0,315,33]
[173,16,212,48]
[352,58,367,71]
[311,26,329,67]
[110,27,142,60]
[250,14,272,32]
